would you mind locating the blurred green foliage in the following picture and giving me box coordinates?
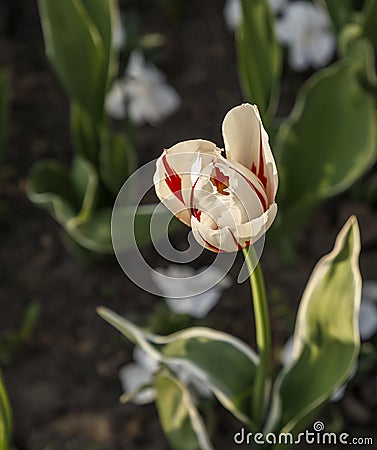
[99,217,362,448]
[238,0,377,256]
[27,0,171,259]
[237,0,281,125]
[0,370,12,450]
[0,301,41,365]
[0,71,9,164]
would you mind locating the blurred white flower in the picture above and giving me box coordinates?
[105,50,181,125]
[119,347,212,405]
[269,0,289,14]
[279,334,294,367]
[119,347,158,405]
[152,265,231,319]
[105,80,127,120]
[112,11,126,51]
[224,0,242,31]
[359,281,377,340]
[124,51,180,125]
[224,0,288,31]
[276,1,335,71]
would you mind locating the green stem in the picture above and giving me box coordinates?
[243,247,271,426]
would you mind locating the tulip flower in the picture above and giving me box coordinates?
[154,104,278,252]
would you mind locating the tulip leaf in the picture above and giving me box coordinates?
[27,157,175,253]
[26,156,117,253]
[70,101,101,165]
[67,208,113,253]
[362,0,377,49]
[98,308,259,427]
[38,0,110,120]
[0,370,12,450]
[0,71,9,164]
[318,0,352,31]
[99,132,136,196]
[338,25,377,95]
[237,0,281,122]
[266,217,361,434]
[155,370,214,450]
[276,61,376,238]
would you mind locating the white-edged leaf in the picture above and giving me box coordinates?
[155,370,214,450]
[98,307,259,427]
[266,216,362,434]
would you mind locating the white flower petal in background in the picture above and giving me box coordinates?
[152,264,231,319]
[224,0,288,31]
[275,1,335,71]
[224,0,242,31]
[279,335,294,367]
[118,362,155,405]
[359,281,377,340]
[105,80,126,119]
[269,0,288,14]
[119,347,214,405]
[112,11,127,51]
[123,50,181,125]
[133,346,159,373]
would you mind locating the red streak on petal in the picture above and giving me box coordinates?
[229,230,243,251]
[190,176,201,221]
[250,124,268,190]
[162,153,184,204]
[192,208,201,221]
[242,173,268,212]
[257,124,268,189]
[210,166,230,195]
[245,240,251,248]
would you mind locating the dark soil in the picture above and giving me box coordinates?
[0,1,376,449]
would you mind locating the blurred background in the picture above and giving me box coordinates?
[0,0,376,449]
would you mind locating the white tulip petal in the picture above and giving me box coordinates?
[237,203,278,243]
[154,103,277,252]
[222,104,262,175]
[222,104,278,203]
[154,140,221,225]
